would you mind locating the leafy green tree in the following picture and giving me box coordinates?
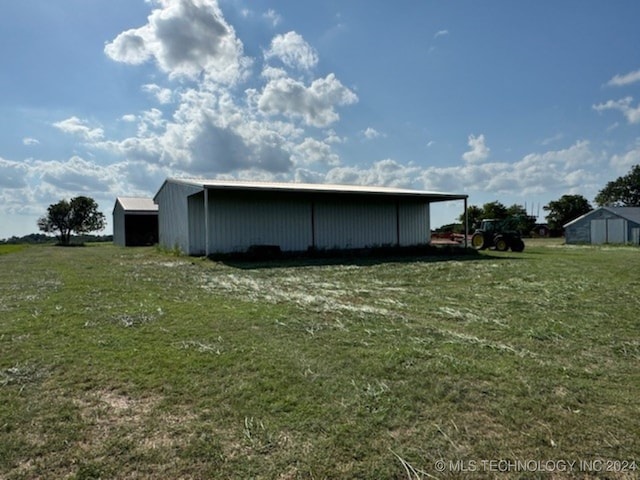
[506,204,527,217]
[37,196,106,246]
[460,201,536,234]
[543,194,592,232]
[595,164,640,206]
[481,201,508,220]
[505,204,537,234]
[458,202,509,228]
[461,205,484,230]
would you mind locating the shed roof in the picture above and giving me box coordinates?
[564,206,640,227]
[608,206,640,224]
[114,197,159,213]
[157,178,468,202]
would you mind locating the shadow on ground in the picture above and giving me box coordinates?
[211,244,520,270]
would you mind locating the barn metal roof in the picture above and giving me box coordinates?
[161,178,468,202]
[563,206,640,227]
[609,206,640,224]
[115,197,159,213]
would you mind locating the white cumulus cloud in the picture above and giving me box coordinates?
[609,144,640,173]
[292,137,339,166]
[462,134,490,163]
[34,156,119,194]
[362,127,382,140]
[23,137,40,146]
[606,69,640,87]
[53,117,104,141]
[593,97,640,124]
[104,0,249,84]
[142,83,174,104]
[263,9,282,27]
[0,157,29,189]
[318,140,602,199]
[264,31,318,71]
[326,159,421,189]
[257,73,358,127]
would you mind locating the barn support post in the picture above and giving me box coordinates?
[204,188,210,257]
[464,197,469,248]
[396,200,401,247]
[310,200,316,249]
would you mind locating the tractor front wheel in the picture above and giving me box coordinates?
[494,235,508,252]
[471,232,487,250]
[511,238,525,252]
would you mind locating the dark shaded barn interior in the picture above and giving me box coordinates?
[112,197,159,247]
[124,214,158,246]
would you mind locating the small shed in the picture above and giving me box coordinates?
[153,179,468,256]
[564,206,640,245]
[112,197,159,247]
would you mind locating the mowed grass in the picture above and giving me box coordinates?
[0,245,26,256]
[1,241,639,479]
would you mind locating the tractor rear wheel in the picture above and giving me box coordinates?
[494,235,508,251]
[471,232,487,250]
[510,238,525,252]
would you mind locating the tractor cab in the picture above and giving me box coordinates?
[478,219,499,232]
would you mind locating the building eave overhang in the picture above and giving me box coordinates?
[163,178,467,203]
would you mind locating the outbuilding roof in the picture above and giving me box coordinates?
[114,197,159,213]
[564,206,640,227]
[156,178,468,202]
[608,206,640,224]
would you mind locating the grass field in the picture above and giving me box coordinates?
[1,241,639,479]
[0,245,26,256]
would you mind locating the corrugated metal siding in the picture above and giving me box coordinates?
[590,219,606,244]
[208,196,312,253]
[591,218,627,244]
[608,218,626,243]
[155,179,447,254]
[112,202,125,246]
[399,202,430,246]
[566,207,638,244]
[314,200,396,249]
[188,192,206,255]
[564,223,590,244]
[155,181,202,254]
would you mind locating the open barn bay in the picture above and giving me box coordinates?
[1,242,638,479]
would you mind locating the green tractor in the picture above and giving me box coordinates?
[470,218,525,252]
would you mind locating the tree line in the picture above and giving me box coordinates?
[442,164,640,235]
[0,233,113,245]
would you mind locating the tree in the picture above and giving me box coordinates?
[481,201,508,220]
[464,205,484,230]
[506,204,537,234]
[595,164,640,206]
[459,201,536,235]
[37,196,106,245]
[543,194,592,232]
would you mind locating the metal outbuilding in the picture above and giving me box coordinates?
[564,206,640,245]
[153,178,468,256]
[112,197,159,247]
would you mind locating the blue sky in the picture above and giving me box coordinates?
[2,0,640,238]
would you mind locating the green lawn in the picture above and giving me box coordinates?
[1,241,638,479]
[0,244,26,256]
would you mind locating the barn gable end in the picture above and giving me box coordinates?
[112,197,159,247]
[564,207,640,245]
